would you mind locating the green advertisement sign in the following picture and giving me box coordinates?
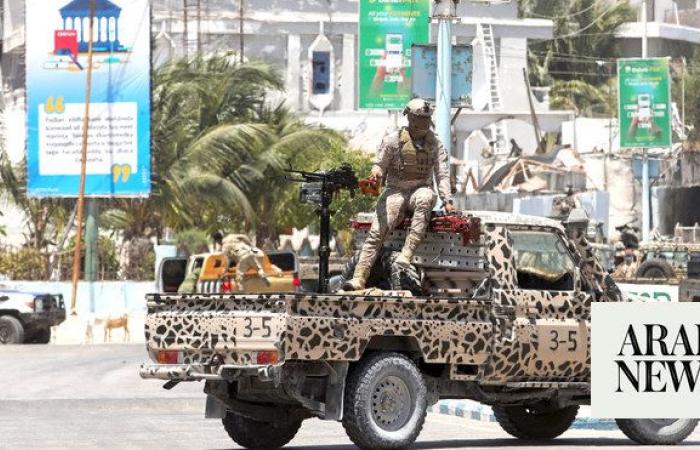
[358,0,430,109]
[618,58,672,148]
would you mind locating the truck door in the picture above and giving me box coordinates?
[485,226,589,382]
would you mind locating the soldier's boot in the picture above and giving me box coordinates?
[341,266,370,291]
[395,229,422,269]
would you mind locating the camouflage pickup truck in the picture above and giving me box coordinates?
[140,210,697,449]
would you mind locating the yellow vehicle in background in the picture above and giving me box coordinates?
[157,251,300,294]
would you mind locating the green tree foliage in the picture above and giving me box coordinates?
[271,136,375,239]
[0,135,73,251]
[520,0,635,117]
[174,228,210,256]
[0,246,48,280]
[549,78,617,116]
[101,53,368,245]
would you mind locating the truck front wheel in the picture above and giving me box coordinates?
[0,315,24,344]
[616,419,698,445]
[493,404,578,440]
[342,352,427,450]
[221,411,301,449]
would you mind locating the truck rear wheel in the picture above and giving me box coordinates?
[221,411,301,449]
[636,258,675,279]
[342,352,427,450]
[0,315,24,344]
[616,419,698,445]
[493,404,578,440]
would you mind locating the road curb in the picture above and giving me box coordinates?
[429,400,618,430]
[0,397,205,416]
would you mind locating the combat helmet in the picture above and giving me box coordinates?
[403,98,433,117]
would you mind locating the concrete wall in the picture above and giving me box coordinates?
[0,281,154,315]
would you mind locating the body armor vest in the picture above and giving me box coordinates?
[397,128,434,181]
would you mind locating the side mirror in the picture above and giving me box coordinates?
[0,296,8,302]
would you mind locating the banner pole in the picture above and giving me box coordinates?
[70,0,96,315]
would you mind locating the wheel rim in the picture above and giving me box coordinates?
[370,375,412,431]
[648,419,678,427]
[0,324,10,343]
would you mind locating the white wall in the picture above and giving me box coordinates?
[561,118,620,154]
[0,280,154,314]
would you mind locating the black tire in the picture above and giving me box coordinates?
[387,252,423,296]
[493,404,579,440]
[616,419,698,445]
[0,315,24,345]
[636,258,675,279]
[221,411,301,449]
[335,250,392,292]
[342,352,427,450]
[32,328,51,344]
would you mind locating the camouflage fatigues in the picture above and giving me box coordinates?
[353,127,451,282]
[178,268,201,294]
[613,261,638,279]
[221,234,268,291]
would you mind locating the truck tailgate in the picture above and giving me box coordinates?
[143,293,287,375]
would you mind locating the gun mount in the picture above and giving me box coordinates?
[286,164,358,293]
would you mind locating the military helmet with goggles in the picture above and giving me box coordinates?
[403,98,433,117]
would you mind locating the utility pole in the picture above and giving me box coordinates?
[183,0,188,58]
[70,0,96,315]
[84,200,99,282]
[641,0,650,243]
[433,0,457,165]
[239,0,245,60]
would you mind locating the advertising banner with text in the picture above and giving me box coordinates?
[25,0,151,197]
[617,57,672,149]
[592,303,700,418]
[358,0,430,109]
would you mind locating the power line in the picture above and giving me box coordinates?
[547,70,616,77]
[533,1,625,41]
[524,1,597,21]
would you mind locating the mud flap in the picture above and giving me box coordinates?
[205,393,227,419]
[323,362,348,421]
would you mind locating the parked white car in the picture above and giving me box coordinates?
[0,289,66,344]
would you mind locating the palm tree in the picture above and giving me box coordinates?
[0,145,73,251]
[521,0,635,89]
[102,53,284,239]
[549,78,617,116]
[101,53,353,247]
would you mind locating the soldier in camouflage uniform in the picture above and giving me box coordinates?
[342,98,454,291]
[221,234,271,291]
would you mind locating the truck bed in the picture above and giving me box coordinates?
[143,291,493,380]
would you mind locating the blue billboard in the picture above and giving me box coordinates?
[25,0,151,197]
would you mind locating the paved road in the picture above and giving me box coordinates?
[2,344,700,450]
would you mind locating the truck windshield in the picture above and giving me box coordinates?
[510,230,575,291]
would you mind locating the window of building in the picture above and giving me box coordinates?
[511,230,576,291]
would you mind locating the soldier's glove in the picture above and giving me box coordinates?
[368,166,382,182]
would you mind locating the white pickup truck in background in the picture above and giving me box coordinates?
[0,288,66,344]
